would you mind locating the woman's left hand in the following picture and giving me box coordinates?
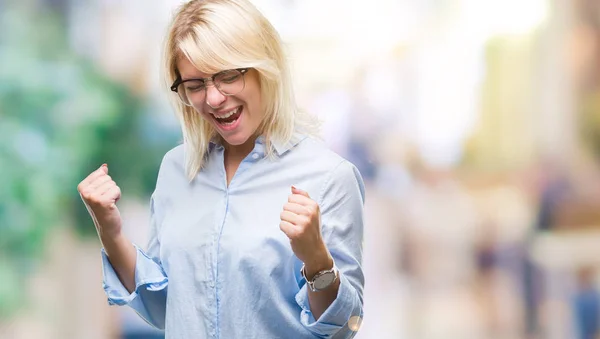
[280,186,333,277]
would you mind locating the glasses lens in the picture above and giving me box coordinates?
[215,70,245,95]
[176,88,190,106]
[177,80,206,106]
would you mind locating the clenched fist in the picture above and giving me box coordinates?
[280,186,333,279]
[77,164,123,239]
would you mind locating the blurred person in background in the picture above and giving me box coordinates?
[573,267,600,339]
[76,0,365,338]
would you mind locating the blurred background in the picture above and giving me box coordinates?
[1,0,600,338]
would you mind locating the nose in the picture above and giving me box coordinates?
[205,85,226,109]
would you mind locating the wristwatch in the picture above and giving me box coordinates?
[301,263,339,292]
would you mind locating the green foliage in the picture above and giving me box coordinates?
[0,3,177,319]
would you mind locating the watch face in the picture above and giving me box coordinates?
[313,271,335,290]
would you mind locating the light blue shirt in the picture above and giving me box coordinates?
[101,134,365,339]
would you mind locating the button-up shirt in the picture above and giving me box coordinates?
[101,134,365,338]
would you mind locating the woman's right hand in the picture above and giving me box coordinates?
[77,164,123,239]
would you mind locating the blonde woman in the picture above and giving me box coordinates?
[77,0,365,337]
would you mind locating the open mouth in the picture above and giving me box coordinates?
[210,106,243,132]
[211,106,242,128]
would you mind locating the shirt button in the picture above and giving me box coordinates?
[251,153,260,159]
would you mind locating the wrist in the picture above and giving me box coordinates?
[303,248,333,281]
[98,223,123,240]
[100,231,128,253]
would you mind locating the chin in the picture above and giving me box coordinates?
[220,132,253,147]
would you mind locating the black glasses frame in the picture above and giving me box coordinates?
[170,68,250,93]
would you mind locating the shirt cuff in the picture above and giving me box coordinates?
[101,244,168,306]
[295,272,363,338]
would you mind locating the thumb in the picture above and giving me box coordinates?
[291,185,310,198]
[100,163,108,174]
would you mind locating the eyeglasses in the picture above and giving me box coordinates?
[170,68,250,106]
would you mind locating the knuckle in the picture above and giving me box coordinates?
[288,229,299,239]
[301,215,310,224]
[90,192,103,201]
[295,228,305,238]
[87,196,100,206]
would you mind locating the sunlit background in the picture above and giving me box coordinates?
[1,0,600,338]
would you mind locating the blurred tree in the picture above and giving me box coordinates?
[581,92,600,159]
[0,2,177,319]
[577,0,600,162]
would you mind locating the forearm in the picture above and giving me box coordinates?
[100,232,137,293]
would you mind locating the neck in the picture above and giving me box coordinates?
[223,135,258,160]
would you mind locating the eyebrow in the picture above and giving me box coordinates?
[180,68,234,81]
[180,75,208,81]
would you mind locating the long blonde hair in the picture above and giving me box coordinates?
[163,0,319,181]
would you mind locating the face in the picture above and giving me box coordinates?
[176,57,264,149]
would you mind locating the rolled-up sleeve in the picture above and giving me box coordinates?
[295,160,366,339]
[101,193,169,329]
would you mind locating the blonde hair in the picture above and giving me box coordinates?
[163,0,319,181]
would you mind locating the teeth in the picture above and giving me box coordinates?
[213,107,239,119]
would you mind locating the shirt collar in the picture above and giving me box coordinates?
[209,132,306,156]
[267,132,307,156]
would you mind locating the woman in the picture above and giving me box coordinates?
[77,0,365,338]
